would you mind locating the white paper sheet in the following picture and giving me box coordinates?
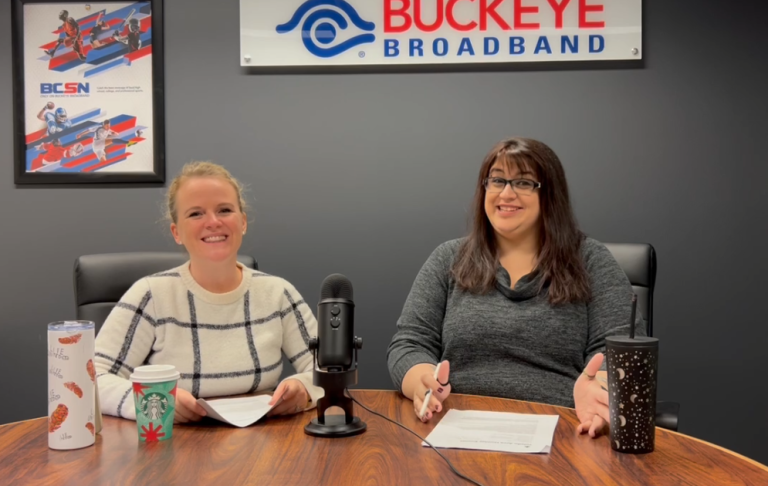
[196,395,274,428]
[423,409,559,454]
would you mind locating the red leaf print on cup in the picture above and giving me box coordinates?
[86,359,96,383]
[64,382,84,398]
[49,404,68,433]
[58,333,82,345]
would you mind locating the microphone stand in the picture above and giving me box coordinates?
[304,336,367,438]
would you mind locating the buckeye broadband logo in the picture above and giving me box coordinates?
[272,0,613,60]
[277,0,376,58]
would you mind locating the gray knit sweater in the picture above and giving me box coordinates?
[387,237,646,408]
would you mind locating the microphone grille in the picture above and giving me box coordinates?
[320,274,353,300]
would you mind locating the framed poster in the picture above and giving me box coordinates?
[12,0,164,184]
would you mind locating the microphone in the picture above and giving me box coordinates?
[317,274,354,371]
[305,274,366,438]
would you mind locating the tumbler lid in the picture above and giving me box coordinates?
[48,320,94,331]
[605,336,658,348]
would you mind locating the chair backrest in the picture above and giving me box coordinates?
[603,243,656,337]
[74,252,258,333]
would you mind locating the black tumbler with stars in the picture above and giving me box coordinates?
[606,336,659,454]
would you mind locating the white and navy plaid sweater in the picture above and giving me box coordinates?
[94,262,322,420]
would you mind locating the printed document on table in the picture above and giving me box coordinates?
[423,409,559,453]
[196,395,274,428]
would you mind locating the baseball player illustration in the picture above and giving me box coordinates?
[112,14,142,52]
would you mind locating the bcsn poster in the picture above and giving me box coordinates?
[21,2,155,176]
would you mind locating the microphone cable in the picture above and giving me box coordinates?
[344,388,487,486]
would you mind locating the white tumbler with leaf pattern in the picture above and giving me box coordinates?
[47,321,96,450]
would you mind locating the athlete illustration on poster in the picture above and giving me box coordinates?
[77,119,124,163]
[30,139,85,172]
[88,12,111,48]
[112,13,143,52]
[21,2,155,175]
[36,101,72,136]
[44,10,86,61]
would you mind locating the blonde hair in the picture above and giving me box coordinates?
[165,161,248,224]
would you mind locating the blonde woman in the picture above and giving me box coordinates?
[95,162,322,422]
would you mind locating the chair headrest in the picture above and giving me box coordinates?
[74,252,257,305]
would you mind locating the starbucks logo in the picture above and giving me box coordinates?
[141,393,168,420]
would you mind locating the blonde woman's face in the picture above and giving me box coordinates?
[170,177,246,264]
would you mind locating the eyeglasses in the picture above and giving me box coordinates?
[483,177,542,195]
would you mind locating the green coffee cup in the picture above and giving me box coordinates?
[130,365,180,443]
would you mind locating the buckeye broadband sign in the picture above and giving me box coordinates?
[240,0,642,67]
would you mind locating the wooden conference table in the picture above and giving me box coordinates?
[1,390,766,485]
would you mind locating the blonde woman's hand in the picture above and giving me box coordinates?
[268,379,310,416]
[174,388,207,424]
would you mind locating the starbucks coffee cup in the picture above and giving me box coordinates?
[130,365,180,443]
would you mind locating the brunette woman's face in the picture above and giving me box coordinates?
[484,162,541,245]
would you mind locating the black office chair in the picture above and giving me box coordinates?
[74,252,258,333]
[604,242,679,431]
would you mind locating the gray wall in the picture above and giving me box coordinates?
[2,0,767,465]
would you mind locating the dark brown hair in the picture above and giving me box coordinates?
[451,137,591,304]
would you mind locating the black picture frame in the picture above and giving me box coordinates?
[12,0,165,184]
